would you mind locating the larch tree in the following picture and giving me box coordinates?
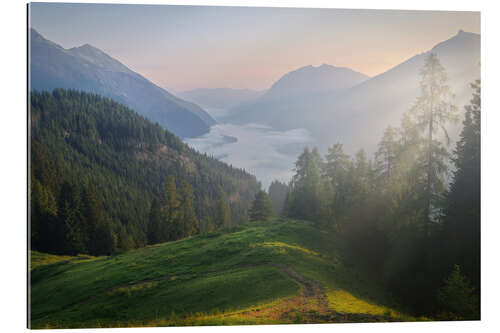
[375,126,399,183]
[408,53,458,236]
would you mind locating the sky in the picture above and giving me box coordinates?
[29,2,480,92]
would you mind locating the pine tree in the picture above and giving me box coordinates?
[58,182,87,255]
[351,149,370,198]
[325,144,351,222]
[268,180,289,217]
[317,179,334,228]
[437,265,479,320]
[93,217,117,256]
[442,80,480,288]
[81,184,104,255]
[408,53,458,235]
[180,181,199,237]
[118,225,136,252]
[288,147,323,221]
[30,178,58,251]
[202,216,215,234]
[249,190,274,221]
[216,187,231,229]
[148,198,162,244]
[375,126,399,182]
[162,176,181,241]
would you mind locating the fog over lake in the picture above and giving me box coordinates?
[185,122,314,189]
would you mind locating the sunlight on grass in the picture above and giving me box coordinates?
[30,250,96,271]
[327,289,397,318]
[253,241,320,257]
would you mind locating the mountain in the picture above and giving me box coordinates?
[224,64,369,128]
[30,89,260,255]
[264,64,370,99]
[29,28,215,138]
[179,88,266,113]
[225,31,480,154]
[312,29,481,153]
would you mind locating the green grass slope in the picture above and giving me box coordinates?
[30,219,416,328]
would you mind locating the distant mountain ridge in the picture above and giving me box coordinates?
[314,29,481,152]
[29,28,215,138]
[224,64,370,126]
[264,64,370,99]
[225,30,480,153]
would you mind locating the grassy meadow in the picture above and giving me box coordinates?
[30,219,419,328]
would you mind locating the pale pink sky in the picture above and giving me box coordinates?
[31,4,480,91]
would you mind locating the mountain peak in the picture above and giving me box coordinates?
[78,43,99,51]
[70,43,108,58]
[66,42,135,75]
[30,28,65,50]
[431,29,480,53]
[264,63,369,99]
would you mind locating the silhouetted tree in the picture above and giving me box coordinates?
[249,190,274,221]
[441,80,481,289]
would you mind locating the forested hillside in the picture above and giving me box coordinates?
[30,89,260,256]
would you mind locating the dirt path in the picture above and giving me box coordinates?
[228,264,329,323]
[225,265,399,324]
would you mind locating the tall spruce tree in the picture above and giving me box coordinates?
[325,144,351,223]
[442,80,480,288]
[249,190,274,221]
[148,198,162,244]
[180,181,199,237]
[287,147,323,221]
[375,126,399,183]
[216,187,231,229]
[408,53,458,235]
[162,176,181,241]
[268,180,289,217]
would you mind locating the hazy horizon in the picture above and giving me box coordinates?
[30,3,479,92]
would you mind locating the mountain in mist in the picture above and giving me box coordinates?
[179,88,266,111]
[224,64,369,127]
[29,28,215,138]
[225,30,480,153]
[313,29,481,153]
[263,64,370,99]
